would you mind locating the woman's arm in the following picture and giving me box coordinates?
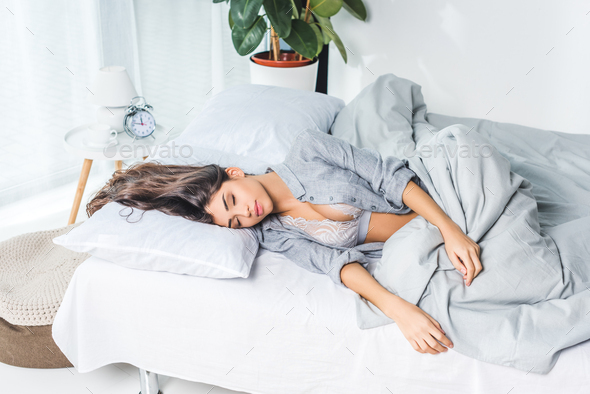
[401,180,458,233]
[401,180,482,286]
[340,262,453,354]
[340,262,404,319]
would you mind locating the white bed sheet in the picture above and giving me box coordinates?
[52,249,590,394]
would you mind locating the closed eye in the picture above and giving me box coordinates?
[233,194,241,227]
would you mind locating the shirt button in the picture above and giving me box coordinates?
[329,196,333,201]
[351,197,356,202]
[309,196,314,201]
[371,205,376,210]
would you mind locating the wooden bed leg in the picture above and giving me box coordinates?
[68,158,93,225]
[138,368,163,394]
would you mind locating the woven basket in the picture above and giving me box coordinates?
[0,223,90,368]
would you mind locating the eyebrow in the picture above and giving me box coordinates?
[222,192,232,228]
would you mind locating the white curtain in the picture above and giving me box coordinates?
[0,0,105,207]
[98,0,143,94]
[131,0,254,133]
[0,0,254,238]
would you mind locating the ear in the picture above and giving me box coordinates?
[225,167,245,179]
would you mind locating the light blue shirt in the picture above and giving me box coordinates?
[251,129,431,288]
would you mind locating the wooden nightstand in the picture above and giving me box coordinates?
[63,123,170,225]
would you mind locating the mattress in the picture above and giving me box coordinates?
[52,249,590,394]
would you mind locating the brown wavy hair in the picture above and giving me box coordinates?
[86,160,247,224]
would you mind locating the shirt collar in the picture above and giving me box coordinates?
[265,163,306,200]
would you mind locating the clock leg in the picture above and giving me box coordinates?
[115,160,123,171]
[68,159,93,225]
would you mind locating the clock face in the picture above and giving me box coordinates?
[130,111,156,137]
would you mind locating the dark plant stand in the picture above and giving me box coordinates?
[315,43,329,94]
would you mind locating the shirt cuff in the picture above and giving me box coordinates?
[385,165,417,213]
[326,249,370,288]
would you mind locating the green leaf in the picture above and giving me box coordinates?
[231,15,267,56]
[321,29,331,45]
[314,15,346,63]
[328,29,346,63]
[310,13,330,45]
[309,23,324,57]
[342,0,366,21]
[282,19,318,59]
[213,0,227,3]
[228,9,234,29]
[289,0,300,19]
[263,0,292,37]
[231,0,265,29]
[309,0,343,18]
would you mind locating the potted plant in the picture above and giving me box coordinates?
[213,0,367,91]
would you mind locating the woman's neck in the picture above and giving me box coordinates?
[252,171,299,215]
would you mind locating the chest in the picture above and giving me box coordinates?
[279,201,358,222]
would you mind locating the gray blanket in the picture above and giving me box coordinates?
[330,73,590,374]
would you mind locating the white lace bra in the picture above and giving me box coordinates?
[277,203,372,248]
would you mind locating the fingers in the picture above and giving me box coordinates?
[418,339,438,354]
[425,335,448,353]
[459,246,480,285]
[455,251,474,286]
[470,248,482,278]
[449,252,467,277]
[460,251,475,286]
[418,334,448,354]
[410,322,454,355]
[410,339,425,354]
[447,233,482,287]
[433,328,454,349]
[428,316,454,349]
[410,336,441,354]
[461,246,483,286]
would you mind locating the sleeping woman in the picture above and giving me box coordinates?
[86,129,482,357]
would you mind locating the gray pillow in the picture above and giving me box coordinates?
[173,83,346,165]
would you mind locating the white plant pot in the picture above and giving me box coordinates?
[249,56,319,92]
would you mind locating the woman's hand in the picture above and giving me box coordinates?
[391,299,454,354]
[441,223,482,286]
[398,181,483,286]
[342,264,453,355]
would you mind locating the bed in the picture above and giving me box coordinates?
[53,107,590,394]
[52,251,590,394]
[51,75,590,393]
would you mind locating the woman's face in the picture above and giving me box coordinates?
[206,168,272,229]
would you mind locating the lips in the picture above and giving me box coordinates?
[255,201,262,216]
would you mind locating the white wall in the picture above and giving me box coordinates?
[327,1,590,135]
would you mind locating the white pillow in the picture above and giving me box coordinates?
[53,202,259,279]
[174,83,345,165]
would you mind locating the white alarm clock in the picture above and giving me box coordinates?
[123,96,156,139]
